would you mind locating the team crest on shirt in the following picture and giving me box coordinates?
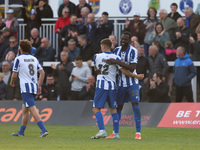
[119,0,132,15]
[89,0,100,14]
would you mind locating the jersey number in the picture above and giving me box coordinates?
[98,64,109,75]
[28,64,35,76]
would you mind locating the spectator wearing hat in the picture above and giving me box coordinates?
[123,12,146,44]
[25,9,41,39]
[58,0,76,17]
[3,9,19,38]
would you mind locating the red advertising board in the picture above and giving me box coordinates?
[158,103,200,128]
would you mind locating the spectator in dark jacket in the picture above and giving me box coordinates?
[58,0,76,17]
[34,37,55,62]
[0,72,10,100]
[78,34,99,66]
[37,0,53,19]
[167,3,182,21]
[147,72,169,102]
[148,45,169,79]
[25,9,41,39]
[173,46,197,102]
[51,51,74,100]
[190,31,200,61]
[123,12,146,44]
[29,28,41,49]
[79,75,96,100]
[75,0,92,18]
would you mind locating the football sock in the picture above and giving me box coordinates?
[95,111,105,130]
[117,110,122,120]
[37,120,47,132]
[112,113,119,134]
[132,105,141,133]
[19,125,26,134]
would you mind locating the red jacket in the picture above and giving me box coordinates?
[54,16,71,33]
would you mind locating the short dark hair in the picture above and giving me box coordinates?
[171,3,178,8]
[102,11,108,16]
[101,38,112,49]
[155,72,163,80]
[47,74,54,78]
[122,31,132,39]
[19,40,32,53]
[75,56,83,61]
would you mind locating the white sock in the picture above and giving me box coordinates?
[136,132,141,135]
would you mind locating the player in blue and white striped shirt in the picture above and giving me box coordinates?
[106,31,142,140]
[10,40,48,137]
[91,38,143,139]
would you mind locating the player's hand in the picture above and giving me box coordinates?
[106,58,118,65]
[95,69,101,75]
[137,74,144,80]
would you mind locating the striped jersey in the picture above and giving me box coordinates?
[94,51,122,90]
[113,44,139,87]
[12,53,43,94]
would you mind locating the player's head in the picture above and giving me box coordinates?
[19,40,32,53]
[100,38,112,52]
[121,31,131,47]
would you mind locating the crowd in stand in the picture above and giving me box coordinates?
[0,0,200,102]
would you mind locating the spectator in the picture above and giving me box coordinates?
[109,34,118,52]
[34,37,55,62]
[79,13,99,45]
[58,0,76,17]
[136,45,149,102]
[2,9,18,38]
[165,41,176,96]
[21,0,38,23]
[40,74,58,101]
[61,14,79,47]
[51,51,74,100]
[63,39,80,61]
[167,3,182,21]
[184,7,200,39]
[190,31,200,61]
[159,9,177,41]
[37,0,53,19]
[173,17,191,51]
[123,12,146,44]
[152,41,166,56]
[75,0,92,18]
[143,7,159,57]
[148,45,168,79]
[0,36,18,62]
[2,61,20,100]
[29,28,41,49]
[78,34,99,66]
[77,7,90,26]
[0,36,9,63]
[96,12,114,44]
[69,56,91,100]
[130,36,140,48]
[147,72,169,102]
[0,72,9,100]
[79,75,96,100]
[173,46,197,102]
[0,16,6,30]
[147,22,170,48]
[25,9,41,39]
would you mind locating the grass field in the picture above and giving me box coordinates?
[0,124,199,150]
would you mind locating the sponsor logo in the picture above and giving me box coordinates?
[89,0,100,14]
[119,0,132,15]
[158,103,200,128]
[149,0,160,10]
[180,0,193,13]
[0,108,53,123]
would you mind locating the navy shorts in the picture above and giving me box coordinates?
[93,88,117,109]
[21,93,36,108]
[117,84,139,105]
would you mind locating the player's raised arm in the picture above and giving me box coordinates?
[120,68,144,80]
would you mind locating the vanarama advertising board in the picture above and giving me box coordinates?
[49,0,200,17]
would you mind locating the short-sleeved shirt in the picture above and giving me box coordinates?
[113,44,139,87]
[94,51,122,90]
[12,53,43,94]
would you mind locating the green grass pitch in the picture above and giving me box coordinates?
[0,124,199,150]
